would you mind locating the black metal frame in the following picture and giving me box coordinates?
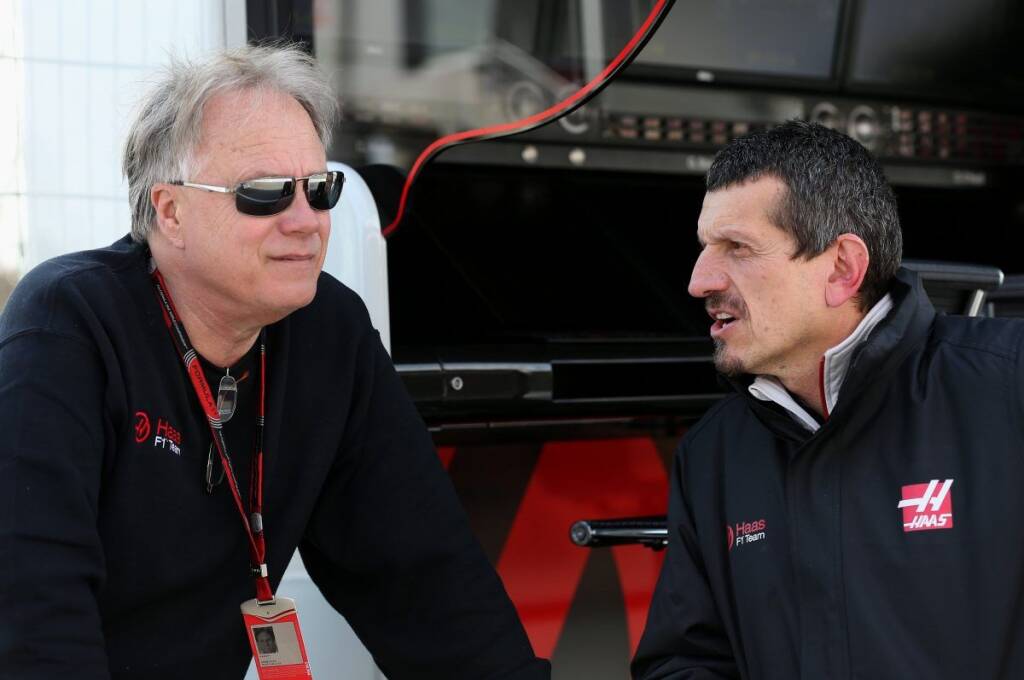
[246,0,313,49]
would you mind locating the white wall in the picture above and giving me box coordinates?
[0,0,26,291]
[2,0,247,277]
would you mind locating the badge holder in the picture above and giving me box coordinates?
[242,596,313,679]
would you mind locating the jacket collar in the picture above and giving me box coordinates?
[727,267,937,438]
[749,293,894,431]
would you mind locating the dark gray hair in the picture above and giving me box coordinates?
[706,120,902,310]
[122,43,339,242]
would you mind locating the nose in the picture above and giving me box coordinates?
[688,248,728,299]
[277,181,324,235]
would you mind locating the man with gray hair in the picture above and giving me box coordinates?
[633,121,1024,679]
[0,44,549,679]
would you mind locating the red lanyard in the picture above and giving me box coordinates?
[150,265,273,603]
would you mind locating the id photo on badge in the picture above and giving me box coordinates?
[251,623,302,666]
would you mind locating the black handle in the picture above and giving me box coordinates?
[569,516,668,550]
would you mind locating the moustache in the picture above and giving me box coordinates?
[705,292,747,318]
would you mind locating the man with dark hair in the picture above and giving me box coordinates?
[632,120,1024,679]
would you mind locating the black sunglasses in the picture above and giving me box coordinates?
[172,170,345,216]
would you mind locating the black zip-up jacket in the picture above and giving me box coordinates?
[0,237,549,680]
[633,268,1024,680]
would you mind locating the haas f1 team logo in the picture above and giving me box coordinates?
[899,479,954,532]
[134,411,151,442]
[133,410,183,456]
[728,518,767,551]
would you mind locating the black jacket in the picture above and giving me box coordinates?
[633,268,1024,680]
[0,237,549,680]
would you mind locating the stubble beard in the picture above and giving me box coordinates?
[712,338,747,377]
[706,291,750,377]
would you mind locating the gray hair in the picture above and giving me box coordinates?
[706,120,902,311]
[122,43,339,242]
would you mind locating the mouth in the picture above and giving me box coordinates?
[708,308,742,337]
[269,253,317,263]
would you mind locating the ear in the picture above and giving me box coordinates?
[824,233,869,308]
[150,184,185,249]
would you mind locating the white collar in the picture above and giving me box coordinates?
[748,293,894,432]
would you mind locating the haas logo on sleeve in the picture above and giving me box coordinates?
[898,479,954,532]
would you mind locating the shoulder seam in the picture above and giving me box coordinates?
[0,327,97,353]
[932,336,1017,362]
[12,256,141,333]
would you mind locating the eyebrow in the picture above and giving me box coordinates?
[239,171,286,181]
[701,225,756,246]
[232,170,331,186]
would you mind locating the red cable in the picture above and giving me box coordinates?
[381,0,673,238]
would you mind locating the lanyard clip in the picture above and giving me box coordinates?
[250,512,263,533]
[253,563,275,605]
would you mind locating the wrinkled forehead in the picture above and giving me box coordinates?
[202,88,315,141]
[696,177,788,245]
[192,88,325,177]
